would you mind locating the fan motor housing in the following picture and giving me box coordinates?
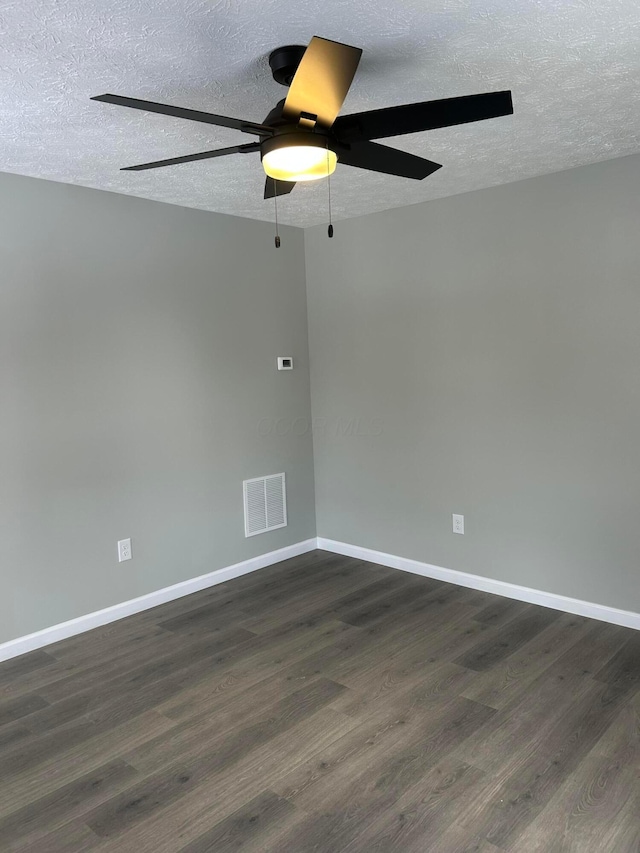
[269,45,307,86]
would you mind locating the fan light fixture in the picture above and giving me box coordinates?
[92,35,514,245]
[261,134,337,182]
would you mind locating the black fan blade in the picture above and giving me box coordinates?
[334,91,513,142]
[283,37,362,128]
[121,142,260,172]
[336,141,441,180]
[91,94,273,137]
[264,177,296,199]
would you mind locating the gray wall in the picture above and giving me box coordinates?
[4,150,640,645]
[305,154,640,613]
[0,171,315,644]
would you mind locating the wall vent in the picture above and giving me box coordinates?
[243,473,287,537]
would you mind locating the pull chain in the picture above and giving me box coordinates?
[274,181,281,248]
[327,147,334,238]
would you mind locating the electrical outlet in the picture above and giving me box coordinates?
[452,514,464,535]
[117,538,132,562]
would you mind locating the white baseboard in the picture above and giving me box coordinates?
[4,534,637,663]
[317,537,640,631]
[0,538,317,663]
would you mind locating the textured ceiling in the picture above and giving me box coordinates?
[1,0,639,227]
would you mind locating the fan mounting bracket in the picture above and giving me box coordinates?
[269,45,307,87]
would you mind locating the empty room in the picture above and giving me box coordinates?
[1,2,639,851]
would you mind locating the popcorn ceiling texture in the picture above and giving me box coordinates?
[1,0,639,227]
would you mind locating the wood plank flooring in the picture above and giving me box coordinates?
[1,550,639,852]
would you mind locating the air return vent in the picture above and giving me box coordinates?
[243,473,287,537]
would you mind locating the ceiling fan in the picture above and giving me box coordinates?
[92,36,513,202]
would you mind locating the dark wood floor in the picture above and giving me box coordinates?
[1,551,639,852]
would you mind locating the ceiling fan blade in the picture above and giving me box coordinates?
[336,141,441,180]
[283,37,362,128]
[264,177,296,199]
[334,90,513,142]
[91,94,273,137]
[122,142,260,171]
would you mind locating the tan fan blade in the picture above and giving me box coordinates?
[282,36,362,128]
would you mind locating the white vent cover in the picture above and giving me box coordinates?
[243,473,287,537]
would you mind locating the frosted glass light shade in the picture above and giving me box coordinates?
[262,138,337,182]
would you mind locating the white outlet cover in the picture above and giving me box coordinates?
[453,514,465,535]
[117,538,132,562]
[277,357,293,371]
